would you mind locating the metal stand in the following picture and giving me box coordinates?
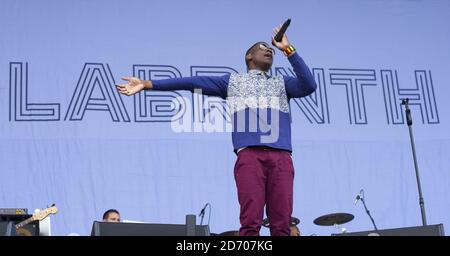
[355,189,378,230]
[401,98,427,226]
[360,196,378,230]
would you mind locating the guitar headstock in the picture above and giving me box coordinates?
[31,205,58,221]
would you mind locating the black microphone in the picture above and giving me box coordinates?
[198,203,211,225]
[199,203,208,217]
[354,194,361,205]
[401,98,412,125]
[354,189,364,205]
[199,203,211,217]
[273,18,291,43]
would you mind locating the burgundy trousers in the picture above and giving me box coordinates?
[234,147,294,236]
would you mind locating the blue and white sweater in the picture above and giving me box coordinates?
[152,52,317,153]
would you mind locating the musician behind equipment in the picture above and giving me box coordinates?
[102,209,121,223]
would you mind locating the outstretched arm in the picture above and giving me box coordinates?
[271,26,317,98]
[116,77,151,96]
[117,75,230,99]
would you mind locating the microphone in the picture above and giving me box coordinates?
[273,18,291,43]
[199,203,208,217]
[354,194,361,205]
[198,203,211,225]
[354,189,364,205]
[401,98,412,125]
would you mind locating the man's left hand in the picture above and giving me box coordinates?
[272,25,291,51]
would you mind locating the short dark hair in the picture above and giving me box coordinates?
[102,209,120,220]
[245,41,267,68]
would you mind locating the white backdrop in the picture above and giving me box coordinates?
[0,0,449,236]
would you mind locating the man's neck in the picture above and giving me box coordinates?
[248,67,269,72]
[247,69,271,78]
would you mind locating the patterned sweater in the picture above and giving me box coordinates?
[152,52,317,153]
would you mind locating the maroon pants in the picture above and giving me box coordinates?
[234,147,294,236]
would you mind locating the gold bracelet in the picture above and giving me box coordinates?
[283,45,296,56]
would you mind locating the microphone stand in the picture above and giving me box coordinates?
[401,98,427,226]
[199,210,205,225]
[360,196,378,230]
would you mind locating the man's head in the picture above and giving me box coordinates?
[245,41,275,72]
[102,209,120,222]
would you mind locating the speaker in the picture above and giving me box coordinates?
[0,220,39,236]
[332,224,445,236]
[0,222,14,236]
[91,221,210,236]
[16,222,39,236]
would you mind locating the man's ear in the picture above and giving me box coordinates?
[246,53,253,62]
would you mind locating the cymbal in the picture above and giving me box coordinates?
[313,213,354,226]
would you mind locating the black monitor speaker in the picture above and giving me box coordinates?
[0,222,14,236]
[332,224,445,236]
[91,221,210,236]
[0,214,40,236]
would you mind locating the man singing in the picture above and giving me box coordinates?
[117,25,316,236]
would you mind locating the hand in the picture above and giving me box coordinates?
[116,77,146,96]
[272,25,291,51]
